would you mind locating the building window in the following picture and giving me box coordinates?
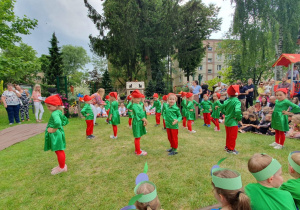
[198,65,202,71]
[208,69,212,74]
[207,46,213,51]
[179,68,182,72]
[217,54,222,60]
[208,58,212,63]
[217,76,221,79]
[228,54,232,60]
[179,76,182,83]
[217,65,222,70]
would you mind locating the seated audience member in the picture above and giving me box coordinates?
[261,96,269,108]
[245,153,296,210]
[239,111,250,128]
[269,96,276,109]
[150,100,156,115]
[118,102,127,116]
[145,101,152,115]
[256,114,272,134]
[260,106,271,122]
[280,151,300,209]
[240,114,259,133]
[286,115,300,138]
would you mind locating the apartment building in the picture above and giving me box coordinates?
[172,39,227,86]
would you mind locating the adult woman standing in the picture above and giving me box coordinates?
[1,83,22,125]
[15,85,31,122]
[31,84,44,122]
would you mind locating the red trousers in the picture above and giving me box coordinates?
[106,109,110,121]
[187,120,194,131]
[163,119,166,128]
[129,118,132,126]
[55,150,65,169]
[135,138,141,155]
[203,113,211,125]
[183,117,187,127]
[155,113,161,125]
[275,130,286,146]
[211,118,220,130]
[112,125,118,136]
[86,120,94,136]
[166,128,178,149]
[225,126,238,150]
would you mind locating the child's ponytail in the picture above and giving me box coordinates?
[235,191,251,210]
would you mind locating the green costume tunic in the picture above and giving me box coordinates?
[161,102,168,119]
[132,103,146,138]
[165,104,182,129]
[44,110,69,151]
[127,102,133,118]
[181,99,187,117]
[186,101,197,121]
[245,183,297,210]
[211,100,222,119]
[81,103,94,120]
[139,101,147,119]
[199,100,213,113]
[220,97,242,127]
[104,100,110,110]
[153,100,161,113]
[272,99,300,131]
[109,100,120,125]
[280,179,300,209]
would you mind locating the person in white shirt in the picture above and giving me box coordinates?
[118,103,127,116]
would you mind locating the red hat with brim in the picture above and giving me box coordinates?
[105,95,110,100]
[216,93,221,99]
[162,95,168,101]
[181,92,187,97]
[83,95,93,102]
[127,95,132,100]
[109,92,118,99]
[45,95,63,106]
[276,88,288,94]
[131,90,143,98]
[153,93,158,98]
[227,85,240,96]
[186,92,193,98]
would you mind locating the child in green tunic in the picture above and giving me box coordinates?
[181,92,187,129]
[152,93,161,126]
[211,93,222,131]
[44,95,69,175]
[165,93,182,155]
[108,92,120,139]
[280,151,300,209]
[81,95,95,139]
[198,94,213,127]
[270,88,300,149]
[246,153,297,210]
[186,92,198,133]
[131,90,148,156]
[126,95,133,128]
[104,95,110,124]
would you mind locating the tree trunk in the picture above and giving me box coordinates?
[275,25,283,80]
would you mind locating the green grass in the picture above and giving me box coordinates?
[0,105,299,209]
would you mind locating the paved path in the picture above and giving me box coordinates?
[0,123,47,151]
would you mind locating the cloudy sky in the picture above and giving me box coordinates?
[14,0,235,71]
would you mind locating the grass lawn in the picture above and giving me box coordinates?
[0,104,299,209]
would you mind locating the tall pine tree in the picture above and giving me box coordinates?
[145,80,156,98]
[101,69,113,93]
[45,33,63,85]
[155,70,166,95]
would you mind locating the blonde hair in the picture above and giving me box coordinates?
[168,93,178,102]
[292,115,300,124]
[265,114,272,121]
[212,170,251,210]
[33,84,41,93]
[248,153,272,173]
[97,88,105,99]
[135,183,160,210]
[247,106,254,113]
[291,153,300,176]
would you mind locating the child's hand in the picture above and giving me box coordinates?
[209,109,212,112]
[172,119,178,125]
[86,113,90,116]
[189,109,193,111]
[109,117,112,121]
[143,119,148,126]
[215,106,219,109]
[47,128,57,133]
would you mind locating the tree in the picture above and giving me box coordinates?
[155,70,166,94]
[61,45,90,75]
[176,0,221,80]
[101,69,113,93]
[0,0,37,49]
[45,33,64,85]
[145,80,156,98]
[0,43,40,83]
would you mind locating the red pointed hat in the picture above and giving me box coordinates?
[105,95,110,100]
[186,92,193,98]
[83,95,93,102]
[181,92,187,97]
[45,95,63,106]
[216,93,221,99]
[162,95,168,101]
[109,92,118,99]
[153,93,158,98]
[127,95,132,100]
[141,94,145,98]
[131,90,143,98]
[276,88,288,94]
[227,85,240,96]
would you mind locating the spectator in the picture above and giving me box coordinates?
[260,96,269,108]
[118,102,127,116]
[214,82,222,93]
[286,65,299,81]
[31,84,44,122]
[278,77,291,97]
[257,82,267,101]
[191,80,202,99]
[269,96,276,109]
[219,85,227,104]
[237,80,248,112]
[245,78,255,109]
[15,84,30,122]
[1,83,22,125]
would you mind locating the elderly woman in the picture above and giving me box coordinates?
[1,83,22,125]
[91,88,106,125]
[15,84,31,122]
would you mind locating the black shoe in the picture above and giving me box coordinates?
[90,135,95,138]
[95,123,98,126]
[168,151,178,156]
[162,128,166,131]
[155,124,159,127]
[166,148,173,152]
[87,135,93,139]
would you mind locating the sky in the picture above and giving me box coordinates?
[14,0,235,71]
